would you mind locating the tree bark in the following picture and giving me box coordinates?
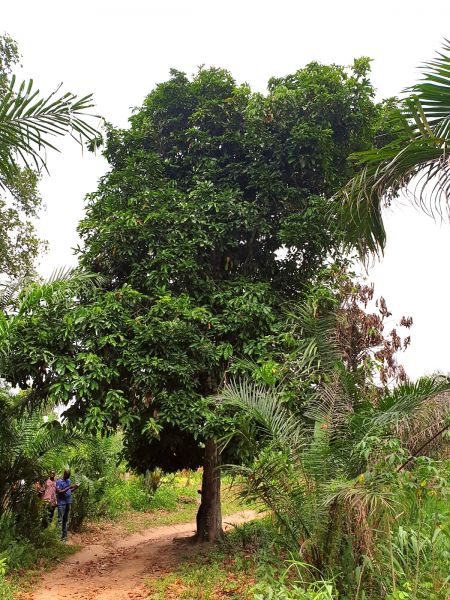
[196,437,223,542]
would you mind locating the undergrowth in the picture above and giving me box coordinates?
[0,514,78,598]
[145,518,338,599]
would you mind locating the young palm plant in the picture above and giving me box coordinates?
[218,357,450,578]
[0,386,79,518]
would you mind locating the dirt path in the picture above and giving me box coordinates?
[28,510,258,600]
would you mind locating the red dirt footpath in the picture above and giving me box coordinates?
[26,510,258,600]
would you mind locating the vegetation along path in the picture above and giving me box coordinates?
[29,510,257,600]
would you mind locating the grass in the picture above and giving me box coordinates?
[118,471,253,533]
[145,520,270,599]
[146,557,254,600]
[1,530,79,599]
[3,468,447,599]
[144,518,292,600]
[142,472,450,600]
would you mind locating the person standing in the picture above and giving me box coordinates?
[56,469,78,542]
[41,470,57,527]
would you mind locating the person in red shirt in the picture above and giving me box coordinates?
[41,470,57,528]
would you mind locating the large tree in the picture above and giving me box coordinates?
[1,61,391,540]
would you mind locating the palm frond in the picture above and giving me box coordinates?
[0,76,100,185]
[0,267,104,314]
[406,39,450,138]
[286,302,340,378]
[338,139,446,256]
[226,450,315,548]
[324,477,397,520]
[371,377,450,430]
[0,390,79,513]
[24,420,83,460]
[304,373,352,429]
[0,310,10,358]
[0,277,32,311]
[302,373,354,477]
[217,379,306,451]
[396,391,450,455]
[15,267,103,316]
[337,40,450,256]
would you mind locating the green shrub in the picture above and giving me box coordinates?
[0,509,76,600]
[69,479,93,532]
[0,558,13,600]
[148,485,178,510]
[370,459,450,599]
[0,512,38,571]
[252,580,336,600]
[97,477,151,519]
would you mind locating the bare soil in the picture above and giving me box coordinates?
[26,510,258,600]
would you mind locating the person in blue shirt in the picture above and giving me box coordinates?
[56,469,79,542]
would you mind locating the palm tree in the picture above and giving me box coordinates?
[339,40,450,255]
[0,75,99,190]
[217,298,450,573]
[219,375,450,573]
[0,386,79,517]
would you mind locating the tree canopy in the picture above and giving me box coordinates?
[79,60,383,297]
[73,61,393,465]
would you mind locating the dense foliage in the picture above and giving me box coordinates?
[79,60,383,296]
[0,38,449,599]
[0,60,395,540]
[217,293,450,597]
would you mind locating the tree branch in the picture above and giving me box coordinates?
[397,423,449,472]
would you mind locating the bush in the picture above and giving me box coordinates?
[367,458,450,599]
[95,477,152,519]
[252,580,336,600]
[69,479,93,532]
[148,485,178,511]
[0,558,13,600]
[0,512,38,571]
[0,509,75,600]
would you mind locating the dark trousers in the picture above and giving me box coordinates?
[42,503,56,528]
[57,504,70,540]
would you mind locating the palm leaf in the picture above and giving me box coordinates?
[406,40,450,138]
[337,40,450,256]
[217,379,306,452]
[286,302,340,378]
[0,389,80,513]
[323,477,396,516]
[0,76,100,186]
[371,376,450,429]
[395,391,450,455]
[14,267,103,316]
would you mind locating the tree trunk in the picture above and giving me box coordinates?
[196,438,223,542]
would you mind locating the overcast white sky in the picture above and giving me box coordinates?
[3,0,450,379]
